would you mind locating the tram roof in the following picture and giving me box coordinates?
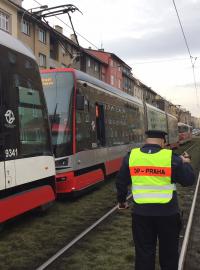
[147,103,177,119]
[0,30,35,60]
[166,113,177,120]
[73,69,143,106]
[178,122,192,127]
[146,102,166,114]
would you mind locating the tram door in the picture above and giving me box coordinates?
[95,103,106,146]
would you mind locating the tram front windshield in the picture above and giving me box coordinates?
[41,72,74,158]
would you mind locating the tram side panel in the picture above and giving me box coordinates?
[0,30,56,223]
[145,103,179,149]
[145,103,167,136]
[166,114,179,149]
[75,78,145,176]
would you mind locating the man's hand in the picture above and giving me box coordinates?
[118,201,129,210]
[180,152,191,163]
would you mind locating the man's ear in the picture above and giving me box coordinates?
[161,139,165,148]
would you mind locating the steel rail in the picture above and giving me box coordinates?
[36,193,132,270]
[178,170,200,269]
[36,142,196,270]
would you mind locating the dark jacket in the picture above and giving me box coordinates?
[116,144,195,216]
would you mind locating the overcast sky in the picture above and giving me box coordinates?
[23,0,200,117]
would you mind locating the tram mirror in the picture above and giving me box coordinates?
[76,94,85,110]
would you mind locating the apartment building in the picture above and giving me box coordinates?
[0,0,22,37]
[1,0,104,79]
[17,10,106,78]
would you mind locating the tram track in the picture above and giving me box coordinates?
[178,171,200,270]
[35,141,200,270]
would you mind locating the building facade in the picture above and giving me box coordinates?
[86,49,144,100]
[2,0,104,79]
[0,0,22,37]
[191,116,200,128]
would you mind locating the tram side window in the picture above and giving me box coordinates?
[147,108,167,132]
[76,91,92,152]
[18,86,49,155]
[168,117,178,141]
[125,103,145,143]
[105,103,126,146]
[178,125,187,133]
[105,101,144,146]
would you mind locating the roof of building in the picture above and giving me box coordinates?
[85,48,132,69]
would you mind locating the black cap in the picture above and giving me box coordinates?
[145,130,167,139]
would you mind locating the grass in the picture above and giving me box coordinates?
[48,211,134,270]
[0,178,118,269]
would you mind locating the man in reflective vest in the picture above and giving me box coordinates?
[116,130,195,270]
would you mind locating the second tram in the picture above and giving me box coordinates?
[178,122,192,144]
[41,68,179,194]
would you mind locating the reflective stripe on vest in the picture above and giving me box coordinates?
[132,185,176,191]
[129,148,174,204]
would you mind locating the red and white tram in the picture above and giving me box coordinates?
[178,122,192,144]
[41,68,179,194]
[0,30,56,223]
[41,68,145,194]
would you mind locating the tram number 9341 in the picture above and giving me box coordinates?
[5,148,18,158]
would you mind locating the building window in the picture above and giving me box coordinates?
[39,53,46,67]
[110,75,114,85]
[39,28,46,43]
[94,63,98,72]
[118,79,121,89]
[0,11,10,32]
[88,58,91,67]
[21,20,30,35]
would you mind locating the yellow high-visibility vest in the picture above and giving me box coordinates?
[129,148,176,204]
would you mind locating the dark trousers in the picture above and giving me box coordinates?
[132,213,182,270]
